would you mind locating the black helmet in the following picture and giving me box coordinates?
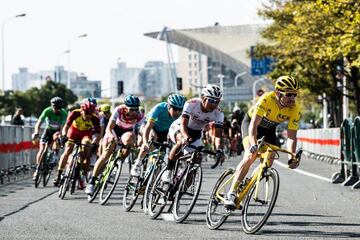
[50,97,63,108]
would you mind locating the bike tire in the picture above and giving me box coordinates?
[34,163,42,188]
[148,167,169,219]
[241,168,280,234]
[87,178,102,203]
[122,176,141,211]
[173,164,202,223]
[206,168,234,230]
[42,154,52,187]
[59,158,76,199]
[99,160,123,205]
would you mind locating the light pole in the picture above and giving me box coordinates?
[1,13,26,92]
[66,33,87,89]
[234,71,247,87]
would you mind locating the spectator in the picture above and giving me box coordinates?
[11,106,25,126]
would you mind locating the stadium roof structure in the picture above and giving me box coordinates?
[144,24,266,76]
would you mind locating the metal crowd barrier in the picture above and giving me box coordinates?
[331,117,360,189]
[0,125,38,184]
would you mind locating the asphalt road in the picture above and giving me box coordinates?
[1,153,359,240]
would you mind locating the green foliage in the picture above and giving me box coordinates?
[254,0,360,115]
[0,81,77,117]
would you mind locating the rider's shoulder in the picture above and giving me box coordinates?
[186,98,200,105]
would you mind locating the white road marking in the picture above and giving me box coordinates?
[161,213,174,221]
[274,160,332,182]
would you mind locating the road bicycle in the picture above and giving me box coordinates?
[97,142,130,205]
[206,136,302,234]
[59,141,91,199]
[122,140,170,212]
[148,144,220,223]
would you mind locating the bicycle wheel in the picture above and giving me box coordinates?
[87,177,102,203]
[173,164,202,223]
[143,165,162,214]
[241,168,280,234]
[34,161,43,188]
[123,176,141,211]
[42,154,52,187]
[59,160,75,199]
[148,168,170,219]
[99,160,123,205]
[206,168,234,230]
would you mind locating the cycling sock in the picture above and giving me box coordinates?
[90,176,97,185]
[166,159,175,170]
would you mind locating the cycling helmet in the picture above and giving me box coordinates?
[124,95,140,107]
[168,94,186,109]
[81,98,96,114]
[50,96,63,108]
[201,84,222,100]
[275,76,299,93]
[100,104,111,113]
[233,106,240,113]
[87,97,97,106]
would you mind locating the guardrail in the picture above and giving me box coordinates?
[0,125,38,184]
[331,117,360,189]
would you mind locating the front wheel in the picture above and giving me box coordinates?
[241,168,280,234]
[99,160,123,205]
[148,168,169,219]
[87,177,102,203]
[123,176,141,211]
[206,168,234,230]
[173,164,202,223]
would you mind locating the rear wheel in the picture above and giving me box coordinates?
[99,160,123,205]
[123,176,141,211]
[148,168,170,219]
[173,164,202,223]
[206,168,234,230]
[241,168,279,234]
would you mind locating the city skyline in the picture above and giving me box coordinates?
[0,0,268,90]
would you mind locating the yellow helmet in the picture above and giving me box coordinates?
[100,104,111,113]
[275,76,299,93]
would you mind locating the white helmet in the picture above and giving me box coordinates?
[233,106,240,112]
[201,84,222,100]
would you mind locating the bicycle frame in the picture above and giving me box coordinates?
[215,142,295,210]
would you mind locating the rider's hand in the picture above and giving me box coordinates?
[249,144,258,154]
[288,158,299,169]
[59,135,68,147]
[142,143,150,152]
[182,137,192,145]
[32,133,39,141]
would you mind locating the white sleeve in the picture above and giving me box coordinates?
[182,100,194,117]
[214,110,224,127]
[110,107,119,122]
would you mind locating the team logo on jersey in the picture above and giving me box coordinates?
[277,114,288,121]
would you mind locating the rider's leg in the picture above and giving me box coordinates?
[119,132,135,159]
[54,142,74,185]
[91,139,116,179]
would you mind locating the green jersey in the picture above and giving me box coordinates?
[39,106,68,130]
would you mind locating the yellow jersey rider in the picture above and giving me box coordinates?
[224,76,302,208]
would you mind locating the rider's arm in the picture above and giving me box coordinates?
[248,114,263,147]
[34,119,43,135]
[62,110,76,136]
[143,121,155,144]
[180,115,190,140]
[287,129,297,158]
[214,127,223,150]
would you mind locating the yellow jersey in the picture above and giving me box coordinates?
[248,91,301,130]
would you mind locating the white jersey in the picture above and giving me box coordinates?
[179,98,224,130]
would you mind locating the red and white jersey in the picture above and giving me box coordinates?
[178,98,224,130]
[110,104,144,129]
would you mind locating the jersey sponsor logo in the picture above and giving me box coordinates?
[277,113,289,122]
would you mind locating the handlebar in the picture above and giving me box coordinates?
[180,144,222,169]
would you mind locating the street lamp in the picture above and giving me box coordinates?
[234,71,247,87]
[66,33,87,89]
[1,13,26,92]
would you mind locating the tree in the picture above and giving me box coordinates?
[253,0,360,119]
[0,81,77,117]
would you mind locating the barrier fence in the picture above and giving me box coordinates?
[0,125,38,184]
[331,117,360,189]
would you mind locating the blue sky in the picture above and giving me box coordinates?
[1,0,268,89]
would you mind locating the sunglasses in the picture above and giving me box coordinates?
[206,98,220,104]
[283,93,297,98]
[171,106,183,112]
[128,108,139,112]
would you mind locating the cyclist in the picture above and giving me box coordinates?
[53,99,100,188]
[32,97,68,179]
[224,76,302,208]
[163,84,225,183]
[85,95,144,195]
[130,94,186,177]
[98,104,112,156]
